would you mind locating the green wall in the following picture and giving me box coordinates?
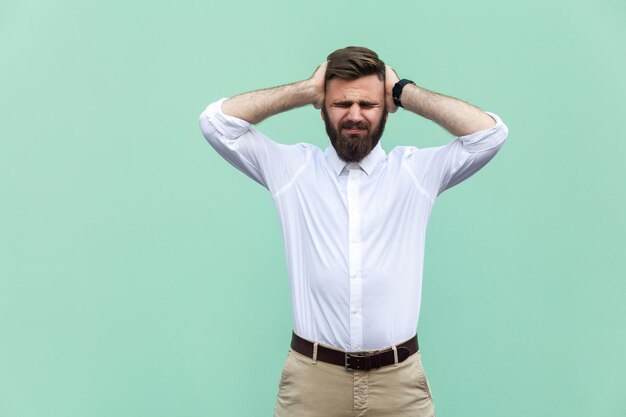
[2,0,625,416]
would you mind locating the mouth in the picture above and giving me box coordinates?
[343,128,366,134]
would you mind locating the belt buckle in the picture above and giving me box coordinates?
[344,352,355,371]
[344,351,381,371]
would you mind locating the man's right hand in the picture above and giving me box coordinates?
[309,61,327,110]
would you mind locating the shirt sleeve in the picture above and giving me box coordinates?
[198,98,311,194]
[404,112,509,198]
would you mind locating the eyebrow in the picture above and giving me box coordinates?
[332,100,380,106]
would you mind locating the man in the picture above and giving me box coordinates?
[198,46,508,417]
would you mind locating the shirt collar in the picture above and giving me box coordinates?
[324,142,387,176]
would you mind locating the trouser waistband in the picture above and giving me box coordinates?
[290,332,419,371]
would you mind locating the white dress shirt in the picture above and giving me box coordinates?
[199,98,508,351]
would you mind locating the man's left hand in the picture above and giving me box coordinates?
[385,65,400,113]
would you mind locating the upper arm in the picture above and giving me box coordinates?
[404,112,509,196]
[198,100,310,193]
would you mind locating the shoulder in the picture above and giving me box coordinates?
[387,145,422,160]
[389,142,463,160]
[270,141,321,156]
[291,142,322,151]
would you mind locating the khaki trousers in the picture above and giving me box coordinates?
[273,346,435,417]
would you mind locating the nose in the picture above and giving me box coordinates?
[346,103,363,122]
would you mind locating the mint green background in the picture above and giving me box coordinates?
[2,0,625,416]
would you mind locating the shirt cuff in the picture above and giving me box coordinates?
[456,111,508,153]
[202,98,252,140]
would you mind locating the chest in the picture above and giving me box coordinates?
[281,165,430,230]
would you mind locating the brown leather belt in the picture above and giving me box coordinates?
[290,331,419,371]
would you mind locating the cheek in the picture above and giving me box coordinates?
[327,110,346,125]
[364,113,381,126]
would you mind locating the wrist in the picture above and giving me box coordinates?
[392,79,416,108]
[300,78,324,108]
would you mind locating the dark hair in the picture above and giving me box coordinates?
[325,46,386,82]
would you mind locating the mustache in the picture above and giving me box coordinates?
[340,120,369,130]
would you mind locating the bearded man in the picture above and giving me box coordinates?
[198,46,508,417]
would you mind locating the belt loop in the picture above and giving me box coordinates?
[391,344,399,366]
[312,342,319,364]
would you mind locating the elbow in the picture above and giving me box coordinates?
[198,111,208,137]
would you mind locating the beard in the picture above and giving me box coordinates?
[322,107,387,163]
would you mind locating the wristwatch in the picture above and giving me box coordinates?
[392,79,416,108]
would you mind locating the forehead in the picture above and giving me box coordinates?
[326,74,384,102]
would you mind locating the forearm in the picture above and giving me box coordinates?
[400,84,496,136]
[222,80,319,125]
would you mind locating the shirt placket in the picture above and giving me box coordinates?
[347,165,363,352]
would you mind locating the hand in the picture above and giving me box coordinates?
[309,61,327,109]
[385,65,400,113]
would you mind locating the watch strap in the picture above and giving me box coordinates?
[392,79,416,108]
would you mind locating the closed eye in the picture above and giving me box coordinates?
[332,101,379,108]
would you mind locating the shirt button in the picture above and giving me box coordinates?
[350,274,356,279]
[351,309,358,314]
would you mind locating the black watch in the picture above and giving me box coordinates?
[392,79,416,108]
